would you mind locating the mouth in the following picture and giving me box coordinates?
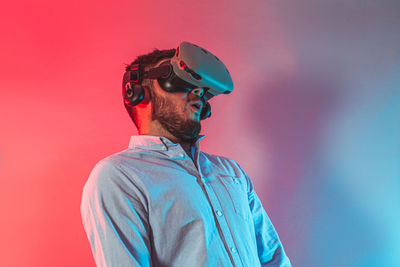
[189,105,201,116]
[189,101,203,111]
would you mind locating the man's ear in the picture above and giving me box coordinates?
[143,86,152,104]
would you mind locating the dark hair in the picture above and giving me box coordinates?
[123,48,176,130]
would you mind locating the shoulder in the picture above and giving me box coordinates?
[80,150,150,227]
[82,148,148,205]
[87,147,149,182]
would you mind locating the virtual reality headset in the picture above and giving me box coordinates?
[128,41,234,101]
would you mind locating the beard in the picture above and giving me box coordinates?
[150,89,201,142]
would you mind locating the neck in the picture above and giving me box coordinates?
[179,141,193,159]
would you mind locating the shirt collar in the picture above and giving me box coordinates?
[128,134,206,151]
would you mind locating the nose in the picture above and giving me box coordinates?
[190,87,204,98]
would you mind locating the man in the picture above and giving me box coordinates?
[81,42,291,266]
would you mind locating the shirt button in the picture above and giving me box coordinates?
[161,146,167,150]
[216,210,223,217]
[178,153,185,158]
[230,247,237,253]
[234,178,239,184]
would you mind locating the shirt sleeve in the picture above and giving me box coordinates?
[80,159,152,267]
[237,163,292,267]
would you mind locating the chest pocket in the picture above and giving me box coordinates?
[217,174,251,222]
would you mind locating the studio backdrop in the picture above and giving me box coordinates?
[1,0,399,266]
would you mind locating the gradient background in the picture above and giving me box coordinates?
[1,0,399,266]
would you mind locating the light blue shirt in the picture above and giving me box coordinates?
[81,134,291,266]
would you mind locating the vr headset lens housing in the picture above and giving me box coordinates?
[134,42,232,101]
[170,42,233,97]
[152,62,211,100]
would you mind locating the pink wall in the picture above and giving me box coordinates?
[1,1,399,266]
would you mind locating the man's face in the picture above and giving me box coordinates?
[149,60,206,142]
